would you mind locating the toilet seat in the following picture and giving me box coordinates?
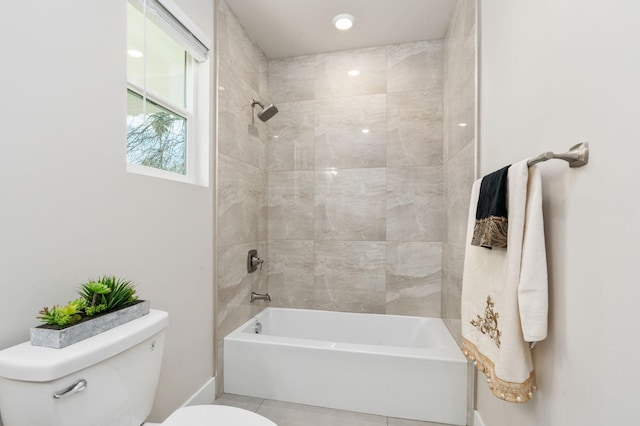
[162,405,277,426]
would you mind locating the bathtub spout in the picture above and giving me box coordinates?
[250,292,271,303]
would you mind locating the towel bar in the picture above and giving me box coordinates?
[527,142,589,168]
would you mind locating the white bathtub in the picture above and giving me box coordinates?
[223,308,467,425]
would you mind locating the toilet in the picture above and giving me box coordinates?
[0,310,276,426]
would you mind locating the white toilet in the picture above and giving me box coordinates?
[0,310,276,426]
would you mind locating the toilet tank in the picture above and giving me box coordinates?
[0,309,169,426]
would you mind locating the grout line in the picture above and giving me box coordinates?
[256,397,266,413]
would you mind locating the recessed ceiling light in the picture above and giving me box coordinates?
[127,49,143,58]
[348,69,360,77]
[361,128,370,134]
[458,122,468,127]
[333,14,355,31]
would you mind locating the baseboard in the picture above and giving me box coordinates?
[184,377,216,407]
[474,410,486,426]
[142,378,216,425]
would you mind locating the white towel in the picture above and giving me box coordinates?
[461,160,548,403]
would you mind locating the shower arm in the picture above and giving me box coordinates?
[251,99,265,110]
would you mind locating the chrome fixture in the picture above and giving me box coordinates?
[250,292,271,303]
[251,99,278,122]
[247,249,264,273]
[53,379,87,399]
[527,142,589,168]
[254,321,262,334]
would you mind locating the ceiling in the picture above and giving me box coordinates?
[224,0,457,59]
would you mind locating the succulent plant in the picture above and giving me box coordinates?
[79,276,138,316]
[37,276,139,326]
[37,298,86,327]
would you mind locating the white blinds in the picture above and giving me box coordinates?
[130,0,209,62]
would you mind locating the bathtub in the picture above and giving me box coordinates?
[223,308,467,425]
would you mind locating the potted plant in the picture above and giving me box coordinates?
[30,276,150,349]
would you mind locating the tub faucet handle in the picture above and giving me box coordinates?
[251,255,264,270]
[247,249,264,273]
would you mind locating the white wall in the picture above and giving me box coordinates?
[0,0,214,422]
[478,1,639,425]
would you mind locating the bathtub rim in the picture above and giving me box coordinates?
[224,307,466,363]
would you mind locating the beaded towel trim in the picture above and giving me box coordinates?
[462,338,537,403]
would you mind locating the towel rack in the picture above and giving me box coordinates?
[527,142,589,168]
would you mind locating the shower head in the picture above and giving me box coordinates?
[251,99,279,122]
[258,104,278,122]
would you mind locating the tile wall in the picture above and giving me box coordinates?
[267,41,445,317]
[216,0,476,394]
[442,0,477,344]
[216,0,269,394]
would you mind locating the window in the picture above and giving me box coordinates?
[126,0,210,184]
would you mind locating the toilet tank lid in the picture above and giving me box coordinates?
[0,309,169,382]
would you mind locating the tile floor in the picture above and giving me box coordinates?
[213,393,455,426]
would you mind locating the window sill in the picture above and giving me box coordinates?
[126,162,207,186]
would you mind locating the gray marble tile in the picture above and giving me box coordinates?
[386,242,442,317]
[443,75,475,163]
[441,0,476,347]
[259,54,269,101]
[387,166,443,242]
[441,243,464,309]
[216,117,267,172]
[442,294,462,344]
[216,240,268,343]
[268,171,314,240]
[443,317,462,346]
[444,0,476,50]
[441,241,464,345]
[214,393,264,412]
[461,23,477,80]
[315,46,387,99]
[218,65,268,170]
[257,399,387,426]
[443,3,476,165]
[315,94,387,169]
[215,338,224,397]
[313,287,386,314]
[267,101,315,171]
[218,154,267,247]
[217,296,267,341]
[443,141,474,246]
[218,0,262,94]
[218,21,268,169]
[217,241,267,307]
[267,240,315,309]
[387,90,443,167]
[315,168,386,241]
[314,240,386,314]
[217,0,269,174]
[216,232,267,341]
[314,241,386,292]
[387,40,443,94]
[269,55,315,103]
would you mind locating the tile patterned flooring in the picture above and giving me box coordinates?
[213,393,455,426]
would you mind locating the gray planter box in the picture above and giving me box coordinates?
[30,300,151,349]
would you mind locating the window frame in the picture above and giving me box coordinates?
[126,0,210,186]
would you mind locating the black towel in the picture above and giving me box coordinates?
[471,165,510,249]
